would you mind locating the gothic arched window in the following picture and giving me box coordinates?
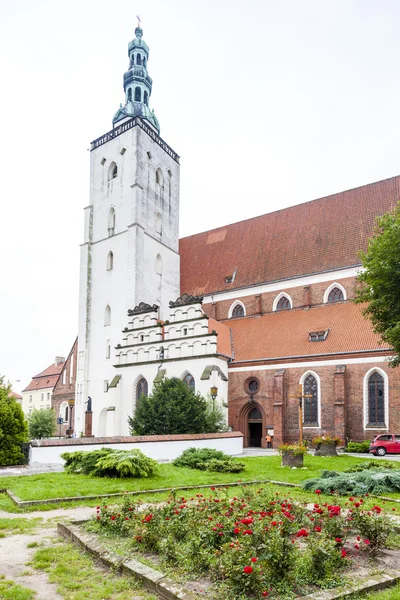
[144,91,148,105]
[327,287,344,302]
[136,54,141,65]
[135,86,141,102]
[104,305,111,326]
[368,372,385,426]
[156,254,162,275]
[232,304,245,318]
[276,296,291,311]
[107,251,113,271]
[248,407,262,420]
[136,377,148,403]
[183,373,195,392]
[127,88,132,102]
[302,374,318,425]
[155,168,163,185]
[106,340,111,359]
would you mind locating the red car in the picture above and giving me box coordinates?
[369,434,400,456]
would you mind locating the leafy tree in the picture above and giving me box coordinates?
[128,377,225,435]
[204,393,228,433]
[0,377,28,466]
[354,203,400,366]
[28,408,56,439]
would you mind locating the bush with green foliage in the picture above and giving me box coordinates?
[27,408,56,439]
[128,377,226,435]
[0,378,28,466]
[303,469,400,495]
[344,440,371,453]
[61,448,158,478]
[345,460,400,473]
[173,447,244,473]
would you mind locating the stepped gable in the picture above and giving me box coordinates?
[179,175,400,296]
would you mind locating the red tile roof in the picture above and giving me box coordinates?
[180,176,400,296]
[225,302,389,364]
[208,317,232,358]
[8,391,22,400]
[22,362,64,392]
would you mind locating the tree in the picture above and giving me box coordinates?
[28,408,56,439]
[128,377,225,435]
[0,377,28,466]
[354,203,400,366]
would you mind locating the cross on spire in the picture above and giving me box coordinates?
[136,14,142,28]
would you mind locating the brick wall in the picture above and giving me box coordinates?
[52,339,78,436]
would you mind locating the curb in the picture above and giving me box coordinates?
[298,570,400,599]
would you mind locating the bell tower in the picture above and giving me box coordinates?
[75,24,180,437]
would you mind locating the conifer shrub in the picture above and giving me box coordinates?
[303,469,400,495]
[345,460,400,473]
[172,447,245,473]
[61,448,158,478]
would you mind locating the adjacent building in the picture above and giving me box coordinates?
[22,357,65,416]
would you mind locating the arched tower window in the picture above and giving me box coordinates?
[143,57,146,68]
[328,287,344,302]
[60,401,69,423]
[274,293,292,311]
[107,251,114,271]
[232,304,244,318]
[144,91,148,105]
[108,162,117,181]
[155,168,163,186]
[136,377,148,404]
[136,53,141,65]
[367,371,385,426]
[155,213,162,234]
[127,88,132,102]
[156,254,162,275]
[104,305,111,326]
[182,372,195,392]
[108,208,115,236]
[131,54,134,65]
[302,373,319,426]
[135,86,141,102]
[106,340,111,359]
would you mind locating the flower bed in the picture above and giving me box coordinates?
[87,485,399,599]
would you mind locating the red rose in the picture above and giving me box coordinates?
[314,526,321,532]
[364,539,370,545]
[341,549,347,558]
[315,489,322,495]
[262,593,269,597]
[335,537,342,543]
[251,557,257,563]
[111,515,115,520]
[243,566,253,574]
[354,544,359,549]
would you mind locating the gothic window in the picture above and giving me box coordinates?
[156,254,162,275]
[136,53,141,65]
[107,251,113,271]
[302,374,319,425]
[232,304,244,318]
[127,88,132,102]
[61,403,68,423]
[106,340,111,359]
[131,54,134,64]
[155,168,163,185]
[104,305,111,326]
[276,296,291,311]
[143,57,146,68]
[248,407,262,420]
[144,90,148,105]
[136,377,148,403]
[155,212,162,233]
[368,372,385,426]
[135,86,141,102]
[108,207,115,236]
[327,287,344,303]
[183,373,195,391]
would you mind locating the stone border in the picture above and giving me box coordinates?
[0,479,299,508]
[58,521,198,600]
[59,520,400,600]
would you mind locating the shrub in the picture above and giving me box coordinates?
[173,447,244,473]
[303,469,400,495]
[27,408,56,439]
[0,380,28,466]
[350,502,392,554]
[61,448,158,478]
[344,440,371,453]
[346,460,400,473]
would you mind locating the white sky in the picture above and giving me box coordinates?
[1,0,400,393]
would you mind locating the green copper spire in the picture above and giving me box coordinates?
[112,24,160,133]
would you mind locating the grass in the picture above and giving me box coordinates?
[0,455,382,502]
[31,539,159,599]
[0,575,35,600]
[348,581,400,599]
[0,517,42,535]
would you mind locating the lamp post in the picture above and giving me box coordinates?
[67,398,75,437]
[210,386,218,410]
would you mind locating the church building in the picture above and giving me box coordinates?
[75,25,400,446]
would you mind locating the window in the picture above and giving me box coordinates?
[134,86,141,102]
[136,377,148,403]
[108,162,117,182]
[155,212,162,234]
[62,369,66,385]
[107,251,114,271]
[377,434,392,441]
[276,296,291,311]
[328,287,344,303]
[106,340,111,359]
[41,393,44,401]
[136,53,141,65]
[144,91,148,105]
[183,372,195,391]
[139,334,144,342]
[64,405,69,422]
[248,407,262,420]
[104,380,109,393]
[156,254,162,275]
[127,88,132,102]
[367,372,385,426]
[155,168,163,185]
[108,207,115,236]
[183,328,188,336]
[245,378,260,395]
[232,304,244,318]
[47,392,50,401]
[302,374,319,426]
[104,305,111,326]
[309,330,329,342]
[101,157,106,166]
[29,395,32,403]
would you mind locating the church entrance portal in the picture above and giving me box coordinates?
[247,406,263,447]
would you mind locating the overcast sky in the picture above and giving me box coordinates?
[1,0,400,393]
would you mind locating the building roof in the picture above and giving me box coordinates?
[208,317,232,358]
[179,175,400,296]
[226,302,389,364]
[8,391,23,400]
[22,362,64,393]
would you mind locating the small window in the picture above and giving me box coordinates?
[135,86,141,102]
[104,380,109,393]
[47,392,50,400]
[144,91,148,105]
[101,157,106,166]
[245,378,260,395]
[112,164,117,178]
[147,151,152,159]
[232,304,244,318]
[108,207,115,236]
[108,162,117,181]
[309,330,329,342]
[328,287,344,303]
[155,168,163,185]
[107,251,114,271]
[183,328,188,336]
[131,54,134,64]
[106,340,111,359]
[276,296,291,311]
[29,395,32,403]
[167,169,172,177]
[155,212,162,234]
[104,305,111,326]
[156,254,162,275]
[136,53,141,65]
[127,88,132,102]
[120,147,126,155]
[183,373,195,391]
[139,334,144,342]
[225,275,234,283]
[64,405,69,422]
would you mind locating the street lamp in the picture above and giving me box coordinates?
[210,386,218,409]
[67,398,75,437]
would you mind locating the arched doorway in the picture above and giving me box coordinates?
[248,405,263,447]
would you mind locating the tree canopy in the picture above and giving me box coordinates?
[28,408,56,439]
[0,377,28,466]
[354,203,400,367]
[128,377,226,435]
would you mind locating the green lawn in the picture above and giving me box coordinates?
[0,575,35,600]
[0,455,376,502]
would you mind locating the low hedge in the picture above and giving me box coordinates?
[344,440,371,453]
[61,448,158,478]
[173,447,245,473]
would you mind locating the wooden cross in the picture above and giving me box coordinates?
[289,385,313,445]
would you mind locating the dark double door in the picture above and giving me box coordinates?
[248,422,262,447]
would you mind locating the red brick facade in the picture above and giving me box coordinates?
[52,338,78,436]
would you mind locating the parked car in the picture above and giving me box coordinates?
[369,434,400,456]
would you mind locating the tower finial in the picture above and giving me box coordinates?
[136,14,141,28]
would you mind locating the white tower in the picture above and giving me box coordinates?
[75,25,180,437]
